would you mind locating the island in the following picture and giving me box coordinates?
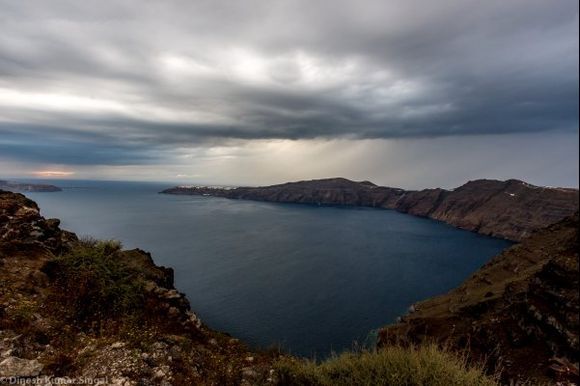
[0,180,62,192]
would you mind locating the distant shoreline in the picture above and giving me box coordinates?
[161,177,579,242]
[0,179,61,193]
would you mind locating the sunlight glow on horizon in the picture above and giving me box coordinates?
[33,170,76,177]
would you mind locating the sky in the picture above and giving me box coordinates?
[0,0,578,189]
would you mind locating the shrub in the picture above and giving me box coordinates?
[45,237,145,328]
[275,344,498,386]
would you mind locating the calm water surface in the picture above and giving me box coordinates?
[25,180,512,357]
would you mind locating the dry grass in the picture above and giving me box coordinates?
[275,344,498,386]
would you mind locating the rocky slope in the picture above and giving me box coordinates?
[379,212,579,384]
[0,190,279,385]
[161,178,579,241]
[0,180,61,193]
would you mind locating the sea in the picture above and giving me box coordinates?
[22,179,512,357]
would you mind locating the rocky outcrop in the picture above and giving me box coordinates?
[0,190,280,385]
[161,178,579,241]
[378,213,579,384]
[0,191,76,254]
[0,180,61,193]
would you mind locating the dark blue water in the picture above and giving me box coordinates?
[25,179,512,357]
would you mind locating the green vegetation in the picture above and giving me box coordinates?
[275,344,498,386]
[46,237,145,326]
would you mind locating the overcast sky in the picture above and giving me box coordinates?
[0,0,578,189]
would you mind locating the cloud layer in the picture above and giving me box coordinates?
[0,0,578,185]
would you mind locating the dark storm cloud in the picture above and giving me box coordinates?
[0,123,160,165]
[0,0,578,165]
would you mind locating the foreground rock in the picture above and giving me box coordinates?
[0,190,279,385]
[0,180,61,193]
[161,178,579,241]
[379,212,579,384]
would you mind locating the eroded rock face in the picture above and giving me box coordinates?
[419,179,579,241]
[378,213,579,384]
[161,178,579,241]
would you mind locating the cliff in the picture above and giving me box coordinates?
[0,190,279,385]
[2,188,577,384]
[379,212,579,384]
[0,180,62,193]
[161,178,579,241]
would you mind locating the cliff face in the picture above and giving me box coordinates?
[161,178,579,241]
[417,179,578,241]
[378,213,579,384]
[0,190,278,385]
